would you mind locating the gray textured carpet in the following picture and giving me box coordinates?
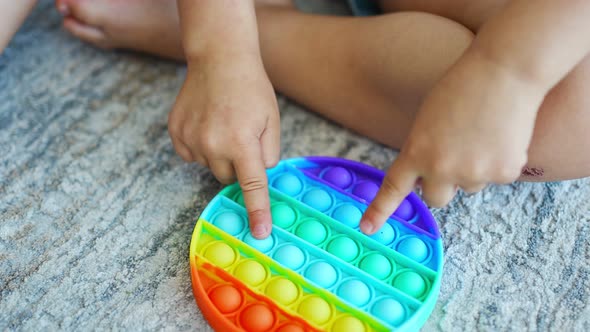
[1,1,589,331]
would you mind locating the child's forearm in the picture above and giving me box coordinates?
[176,0,261,64]
[0,0,37,54]
[468,0,590,93]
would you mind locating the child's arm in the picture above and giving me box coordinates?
[170,1,280,239]
[0,0,37,53]
[360,0,590,233]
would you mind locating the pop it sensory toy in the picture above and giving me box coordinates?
[190,157,444,331]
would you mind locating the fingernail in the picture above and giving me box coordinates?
[253,224,268,238]
[360,220,374,234]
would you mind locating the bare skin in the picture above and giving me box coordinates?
[0,0,37,53]
[56,0,590,229]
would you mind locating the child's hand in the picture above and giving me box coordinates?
[360,50,545,234]
[168,54,280,239]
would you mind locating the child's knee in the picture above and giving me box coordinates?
[524,110,590,181]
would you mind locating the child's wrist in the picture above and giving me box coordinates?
[469,41,554,95]
[183,41,262,69]
[463,46,549,104]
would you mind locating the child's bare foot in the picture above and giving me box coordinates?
[56,0,184,60]
[55,0,293,61]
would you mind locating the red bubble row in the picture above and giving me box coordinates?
[191,260,319,332]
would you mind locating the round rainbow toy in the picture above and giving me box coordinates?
[189,157,443,332]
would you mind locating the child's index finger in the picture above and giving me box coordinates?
[233,142,272,240]
[360,156,418,235]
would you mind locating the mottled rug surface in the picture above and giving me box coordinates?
[1,1,589,331]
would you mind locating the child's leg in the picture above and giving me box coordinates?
[0,0,37,53]
[377,0,510,31]
[60,1,590,181]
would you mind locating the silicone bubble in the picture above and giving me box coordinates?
[337,279,371,307]
[265,278,299,305]
[372,298,406,327]
[369,222,395,245]
[352,181,379,202]
[213,211,245,236]
[327,237,360,262]
[239,304,275,332]
[273,245,305,270]
[294,219,327,245]
[203,242,236,268]
[397,236,429,263]
[298,296,332,325]
[234,260,267,287]
[331,316,366,332]
[271,204,297,229]
[322,166,353,189]
[393,271,427,299]
[394,199,415,220]
[359,253,393,280]
[302,188,333,212]
[243,233,275,253]
[273,173,303,196]
[304,261,338,288]
[209,285,242,314]
[332,203,362,228]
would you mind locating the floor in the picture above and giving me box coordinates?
[1,1,589,331]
